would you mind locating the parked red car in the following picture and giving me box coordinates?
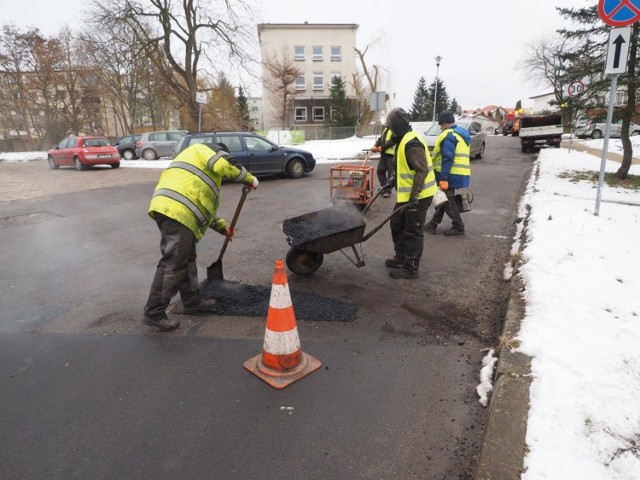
[48,136,121,170]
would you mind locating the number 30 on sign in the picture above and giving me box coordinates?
[567,81,585,96]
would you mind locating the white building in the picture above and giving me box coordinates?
[257,23,359,130]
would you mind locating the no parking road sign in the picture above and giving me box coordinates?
[598,0,640,27]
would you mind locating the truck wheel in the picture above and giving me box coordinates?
[631,130,640,136]
[592,130,603,139]
[521,145,528,153]
[476,142,485,159]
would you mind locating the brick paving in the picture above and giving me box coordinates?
[0,160,163,203]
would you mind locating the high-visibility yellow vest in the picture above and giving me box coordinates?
[149,144,254,241]
[382,127,396,155]
[432,128,471,177]
[395,131,437,202]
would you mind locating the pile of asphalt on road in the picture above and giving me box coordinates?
[200,279,357,322]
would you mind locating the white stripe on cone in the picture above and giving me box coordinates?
[263,328,301,355]
[269,284,293,309]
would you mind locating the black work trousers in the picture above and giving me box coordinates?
[376,153,395,188]
[389,196,432,273]
[145,214,201,317]
[429,189,464,231]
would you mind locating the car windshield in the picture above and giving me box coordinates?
[425,124,442,136]
[84,138,110,147]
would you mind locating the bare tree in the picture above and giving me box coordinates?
[353,44,382,136]
[90,0,256,128]
[262,46,299,129]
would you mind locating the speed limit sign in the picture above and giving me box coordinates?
[567,80,586,97]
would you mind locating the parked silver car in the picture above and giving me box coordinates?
[135,130,185,160]
[422,120,486,159]
[574,120,640,139]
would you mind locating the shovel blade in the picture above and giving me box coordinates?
[207,260,223,281]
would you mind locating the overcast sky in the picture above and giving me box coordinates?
[2,0,594,111]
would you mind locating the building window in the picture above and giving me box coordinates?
[312,46,323,61]
[295,74,306,90]
[313,72,324,91]
[313,106,324,121]
[295,107,307,122]
[294,45,305,61]
[331,46,342,61]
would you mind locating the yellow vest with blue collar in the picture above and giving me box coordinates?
[395,131,437,202]
[432,128,471,177]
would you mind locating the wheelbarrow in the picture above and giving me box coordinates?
[282,198,405,276]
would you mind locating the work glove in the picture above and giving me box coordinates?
[249,177,259,190]
[223,225,236,242]
[407,196,419,211]
[370,146,381,152]
[439,180,449,191]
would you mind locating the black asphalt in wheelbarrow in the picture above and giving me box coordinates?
[282,201,405,276]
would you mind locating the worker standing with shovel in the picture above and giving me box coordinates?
[143,143,259,332]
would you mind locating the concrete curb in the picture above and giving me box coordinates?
[474,283,532,480]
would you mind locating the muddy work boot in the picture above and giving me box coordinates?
[389,269,419,279]
[424,222,437,234]
[142,312,179,332]
[183,298,217,315]
[385,256,403,268]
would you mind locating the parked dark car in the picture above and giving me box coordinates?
[48,136,120,170]
[173,132,316,178]
[113,134,140,160]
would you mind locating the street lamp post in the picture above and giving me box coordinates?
[432,56,443,123]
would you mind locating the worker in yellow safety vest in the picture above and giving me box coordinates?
[370,125,396,197]
[143,143,258,332]
[384,107,438,279]
[425,110,471,236]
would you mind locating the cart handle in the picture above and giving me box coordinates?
[360,204,408,242]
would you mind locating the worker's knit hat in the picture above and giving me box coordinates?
[386,108,411,137]
[438,110,455,125]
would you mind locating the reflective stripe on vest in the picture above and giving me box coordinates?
[153,188,209,226]
[208,151,249,183]
[395,131,438,202]
[432,129,471,176]
[167,161,220,199]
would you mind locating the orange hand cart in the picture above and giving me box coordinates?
[329,152,376,209]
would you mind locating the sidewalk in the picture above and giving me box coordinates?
[475,140,640,479]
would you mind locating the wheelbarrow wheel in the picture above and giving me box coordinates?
[286,248,324,276]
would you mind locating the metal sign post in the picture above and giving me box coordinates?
[595,26,631,216]
[196,92,208,132]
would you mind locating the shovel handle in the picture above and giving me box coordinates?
[216,184,251,261]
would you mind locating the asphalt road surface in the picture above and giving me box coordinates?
[0,135,533,479]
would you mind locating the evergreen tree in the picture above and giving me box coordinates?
[409,77,430,121]
[427,78,450,120]
[326,76,355,127]
[236,86,251,131]
[557,5,637,179]
[515,99,522,111]
[449,98,460,115]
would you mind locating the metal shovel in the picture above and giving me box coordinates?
[207,184,251,281]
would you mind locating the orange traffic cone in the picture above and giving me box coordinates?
[244,259,321,389]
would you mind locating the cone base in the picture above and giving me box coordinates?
[244,351,322,389]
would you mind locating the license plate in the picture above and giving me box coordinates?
[99,154,112,158]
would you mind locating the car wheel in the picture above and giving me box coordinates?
[631,130,640,136]
[74,156,85,171]
[286,158,305,178]
[476,142,485,159]
[286,248,323,276]
[111,162,121,169]
[592,130,603,139]
[143,149,158,160]
[122,149,135,160]
[48,156,59,169]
